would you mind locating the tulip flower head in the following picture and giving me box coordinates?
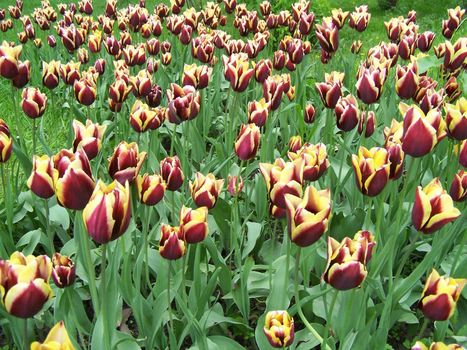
[30,321,75,350]
[450,170,467,202]
[52,253,76,288]
[315,71,344,109]
[287,143,329,182]
[419,269,466,321]
[0,119,12,163]
[0,41,22,79]
[412,178,461,234]
[263,310,295,348]
[352,146,391,196]
[159,224,186,260]
[108,141,147,184]
[445,97,467,141]
[234,123,260,161]
[136,173,166,206]
[180,205,209,244]
[189,172,224,209]
[160,156,184,191]
[227,175,244,196]
[21,87,47,119]
[72,119,106,160]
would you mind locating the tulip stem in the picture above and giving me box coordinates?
[322,288,339,350]
[23,319,28,350]
[283,224,291,307]
[294,249,332,350]
[167,260,174,343]
[418,318,429,339]
[101,243,110,350]
[143,205,151,291]
[44,198,53,255]
[32,117,37,156]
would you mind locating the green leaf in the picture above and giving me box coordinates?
[242,222,262,259]
[49,204,70,230]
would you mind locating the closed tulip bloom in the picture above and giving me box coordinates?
[190,172,224,209]
[129,100,163,133]
[248,99,270,127]
[358,111,376,137]
[356,65,387,104]
[74,77,96,106]
[0,119,12,163]
[72,119,106,160]
[30,321,75,350]
[180,206,208,244]
[304,103,316,124]
[288,143,329,181]
[53,149,95,210]
[396,61,419,100]
[285,185,331,247]
[160,156,184,191]
[273,50,286,70]
[222,53,254,92]
[384,17,403,42]
[109,78,132,104]
[351,40,362,54]
[445,97,467,140]
[417,31,435,52]
[108,141,147,184]
[444,76,461,103]
[146,84,163,107]
[0,42,22,79]
[400,103,446,158]
[260,158,304,210]
[419,88,444,115]
[419,269,466,321]
[161,52,172,65]
[159,224,186,260]
[315,71,344,109]
[47,35,57,47]
[42,60,60,89]
[315,17,339,53]
[398,35,416,60]
[263,74,291,111]
[60,61,81,85]
[51,253,76,288]
[412,178,461,234]
[227,175,244,196]
[288,136,302,153]
[27,155,57,199]
[450,170,467,202]
[234,123,260,161]
[323,231,375,290]
[166,83,201,124]
[130,69,152,98]
[0,252,53,318]
[12,60,30,88]
[352,146,390,196]
[253,59,272,83]
[136,173,166,206]
[182,64,212,89]
[263,310,294,348]
[335,94,360,131]
[349,6,371,32]
[21,87,47,119]
[83,180,131,244]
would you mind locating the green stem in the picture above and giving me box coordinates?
[283,226,291,307]
[101,244,110,350]
[32,117,37,156]
[23,319,28,350]
[44,199,53,255]
[418,318,429,339]
[322,289,339,349]
[167,260,174,337]
[143,205,151,291]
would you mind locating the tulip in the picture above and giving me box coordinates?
[166,84,201,124]
[190,172,224,209]
[83,180,131,244]
[130,69,152,98]
[109,78,132,104]
[358,111,376,137]
[27,155,57,199]
[60,61,81,85]
[304,103,316,124]
[234,123,260,161]
[227,175,244,196]
[259,158,303,211]
[108,141,147,185]
[288,143,329,182]
[222,53,254,92]
[323,231,375,290]
[419,88,444,115]
[31,321,75,350]
[180,206,208,244]
[263,310,294,348]
[263,74,291,111]
[351,40,362,54]
[160,156,184,191]
[412,342,463,350]
[60,25,85,53]
[417,31,435,52]
[182,64,212,89]
[335,94,360,131]
[72,119,106,160]
[288,136,302,153]
[0,120,12,163]
[400,103,446,158]
[419,269,466,321]
[53,149,95,210]
[21,87,47,119]
[352,146,390,196]
[161,52,172,65]
[315,17,339,53]
[450,170,467,202]
[349,5,371,32]
[51,253,76,288]
[136,173,166,206]
[384,17,403,42]
[412,178,461,234]
[413,75,438,103]
[395,61,419,100]
[356,65,387,105]
[12,60,29,89]
[315,71,344,109]
[0,42,22,79]
[444,76,461,103]
[331,8,349,29]
[146,84,163,108]
[74,77,97,106]
[273,50,286,70]
[248,99,270,127]
[129,100,164,133]
[398,35,416,60]
[253,59,272,83]
[42,60,60,89]
[159,224,186,260]
[0,252,53,318]
[445,97,467,140]
[47,35,56,47]
[284,185,331,247]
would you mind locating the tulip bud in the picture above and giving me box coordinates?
[159,224,186,260]
[109,78,132,104]
[73,77,96,106]
[395,61,419,100]
[398,35,416,60]
[21,87,47,119]
[247,98,270,128]
[323,231,375,290]
[227,175,244,196]
[352,146,390,196]
[12,60,30,88]
[160,156,184,191]
[304,103,316,124]
[129,100,164,133]
[60,61,81,85]
[180,206,208,244]
[27,155,57,199]
[136,173,166,206]
[400,103,446,157]
[83,180,131,244]
[222,53,254,92]
[0,119,12,163]
[335,94,360,131]
[263,310,294,348]
[30,321,75,349]
[445,97,467,141]
[166,84,201,124]
[444,76,461,103]
[72,119,106,160]
[412,178,461,234]
[449,170,467,202]
[419,269,466,321]
[356,65,387,104]
[190,172,224,209]
[51,253,76,288]
[253,59,272,83]
[130,69,152,98]
[108,141,147,185]
[358,111,376,137]
[285,185,331,247]
[349,5,371,32]
[42,60,60,89]
[315,71,344,109]
[234,123,260,161]
[0,42,22,79]
[0,252,53,318]
[288,136,302,153]
[417,31,435,52]
[47,35,56,47]
[351,40,362,54]
[315,17,339,53]
[288,142,329,182]
[273,50,286,70]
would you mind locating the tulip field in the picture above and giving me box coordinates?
[0,0,466,349]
